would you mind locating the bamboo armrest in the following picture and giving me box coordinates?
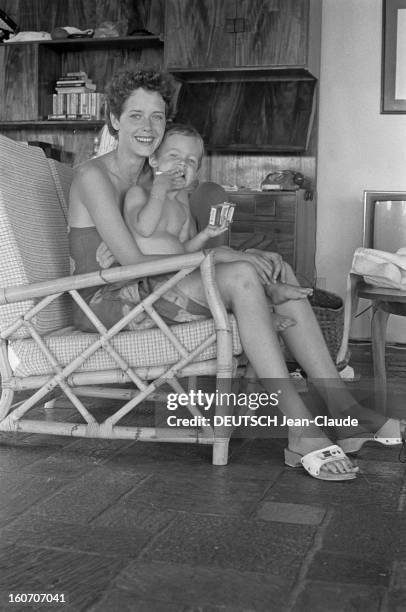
[0,251,207,306]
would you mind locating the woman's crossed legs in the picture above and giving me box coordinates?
[175,260,364,478]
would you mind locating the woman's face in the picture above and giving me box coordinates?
[111,87,166,157]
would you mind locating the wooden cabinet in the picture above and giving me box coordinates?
[227,190,316,284]
[165,0,321,76]
[235,0,321,73]
[175,79,316,153]
[165,0,321,152]
[165,0,235,70]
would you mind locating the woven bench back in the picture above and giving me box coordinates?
[0,135,74,338]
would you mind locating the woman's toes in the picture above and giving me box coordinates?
[321,459,357,475]
[343,459,358,473]
[339,461,354,474]
[342,460,355,473]
[335,461,347,474]
[322,462,339,474]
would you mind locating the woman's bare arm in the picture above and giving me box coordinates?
[71,163,162,266]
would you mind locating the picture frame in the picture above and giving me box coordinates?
[381,0,406,113]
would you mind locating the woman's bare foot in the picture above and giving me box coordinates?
[288,432,359,476]
[265,282,313,305]
[271,312,296,331]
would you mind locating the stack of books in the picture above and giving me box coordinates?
[55,71,96,94]
[48,71,105,121]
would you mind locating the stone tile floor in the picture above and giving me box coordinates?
[0,370,405,611]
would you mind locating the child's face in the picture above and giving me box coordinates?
[151,133,202,189]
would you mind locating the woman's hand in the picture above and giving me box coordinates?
[210,246,287,284]
[243,248,288,283]
[241,250,277,284]
[212,247,276,283]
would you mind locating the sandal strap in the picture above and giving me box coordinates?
[301,444,347,477]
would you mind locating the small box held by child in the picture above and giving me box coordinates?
[209,202,235,227]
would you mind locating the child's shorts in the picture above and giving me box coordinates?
[73,273,212,332]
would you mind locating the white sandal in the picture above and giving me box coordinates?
[284,444,358,481]
[338,419,406,454]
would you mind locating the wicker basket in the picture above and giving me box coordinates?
[308,288,344,361]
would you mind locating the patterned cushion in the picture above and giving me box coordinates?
[0,136,73,338]
[9,315,242,376]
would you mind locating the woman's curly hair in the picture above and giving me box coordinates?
[105,68,177,135]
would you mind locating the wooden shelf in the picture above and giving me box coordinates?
[205,144,305,153]
[169,67,316,83]
[0,120,104,129]
[2,35,163,52]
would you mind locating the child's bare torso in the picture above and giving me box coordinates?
[132,193,191,255]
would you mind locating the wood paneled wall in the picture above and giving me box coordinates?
[1,0,318,177]
[165,0,236,69]
[0,45,39,120]
[1,0,164,36]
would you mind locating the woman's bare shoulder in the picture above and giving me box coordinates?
[73,153,113,184]
[69,153,117,226]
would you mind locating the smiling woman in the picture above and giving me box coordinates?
[68,69,179,329]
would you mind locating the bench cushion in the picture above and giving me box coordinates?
[9,315,242,376]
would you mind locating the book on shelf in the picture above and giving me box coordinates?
[66,113,93,120]
[56,80,94,87]
[47,114,68,120]
[57,74,89,81]
[51,92,105,119]
[55,86,97,94]
[54,70,96,94]
[47,114,98,121]
[56,81,96,90]
[66,71,88,79]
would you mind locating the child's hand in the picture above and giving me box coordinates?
[203,220,230,238]
[154,165,185,190]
